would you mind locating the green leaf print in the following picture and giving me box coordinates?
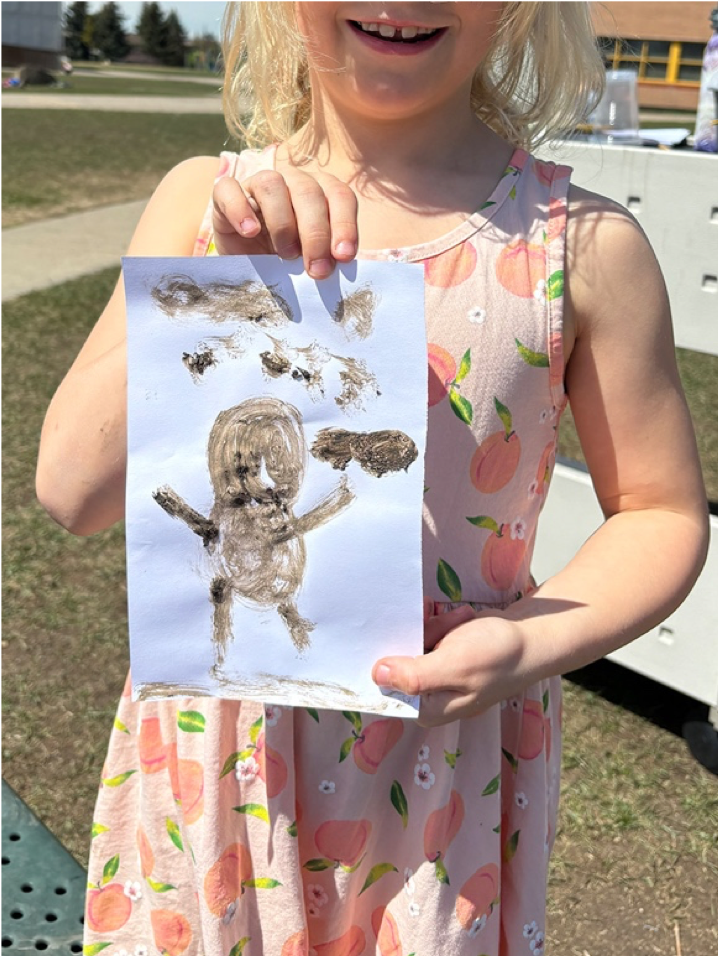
[102,770,137,788]
[113,717,130,734]
[146,877,177,893]
[305,707,320,722]
[91,823,109,840]
[229,938,251,956]
[342,711,363,734]
[466,515,500,535]
[101,854,119,886]
[249,715,263,744]
[233,803,270,824]
[83,945,112,956]
[303,858,333,871]
[434,858,450,885]
[481,774,500,796]
[166,818,184,852]
[480,200,496,211]
[543,689,550,712]
[503,830,520,862]
[444,749,462,769]
[177,710,205,733]
[494,397,513,436]
[390,780,409,828]
[229,939,251,956]
[449,387,473,425]
[454,349,471,384]
[339,736,355,763]
[219,749,254,779]
[243,878,282,889]
[492,824,501,834]
[501,748,519,773]
[286,820,298,838]
[515,338,549,368]
[358,862,398,896]
[547,269,564,301]
[437,558,462,602]
[509,184,517,200]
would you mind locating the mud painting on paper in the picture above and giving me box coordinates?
[123,255,426,716]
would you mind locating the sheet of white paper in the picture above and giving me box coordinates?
[124,256,427,717]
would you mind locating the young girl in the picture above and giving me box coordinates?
[37,3,709,954]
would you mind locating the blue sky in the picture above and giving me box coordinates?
[84,2,229,39]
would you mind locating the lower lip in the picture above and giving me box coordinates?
[347,21,447,56]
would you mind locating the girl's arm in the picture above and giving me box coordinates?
[373,190,710,726]
[36,157,220,535]
[37,161,358,536]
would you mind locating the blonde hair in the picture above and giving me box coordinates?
[222,2,605,151]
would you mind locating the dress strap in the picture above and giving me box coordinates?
[544,161,572,410]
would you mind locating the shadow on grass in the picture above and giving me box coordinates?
[567,659,718,775]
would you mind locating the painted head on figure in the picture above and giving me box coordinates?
[221,1,605,150]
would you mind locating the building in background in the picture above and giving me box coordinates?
[1,1,63,70]
[593,1,715,110]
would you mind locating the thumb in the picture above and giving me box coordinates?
[372,653,449,698]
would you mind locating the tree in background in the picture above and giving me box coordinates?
[164,10,187,68]
[93,2,130,61]
[137,2,169,61]
[63,1,90,60]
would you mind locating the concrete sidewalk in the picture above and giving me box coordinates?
[1,93,222,113]
[2,201,147,301]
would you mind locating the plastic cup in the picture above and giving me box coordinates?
[591,70,640,142]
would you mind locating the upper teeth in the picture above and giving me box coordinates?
[359,22,434,39]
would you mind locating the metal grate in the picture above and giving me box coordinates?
[2,780,85,954]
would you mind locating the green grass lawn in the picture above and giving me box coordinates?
[3,74,219,97]
[2,271,716,956]
[2,110,237,227]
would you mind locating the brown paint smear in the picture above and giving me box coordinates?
[153,397,355,668]
[311,428,419,477]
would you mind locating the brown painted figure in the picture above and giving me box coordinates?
[153,397,355,670]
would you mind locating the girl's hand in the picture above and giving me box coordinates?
[212,168,358,279]
[373,610,528,728]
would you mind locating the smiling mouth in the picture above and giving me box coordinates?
[349,20,445,44]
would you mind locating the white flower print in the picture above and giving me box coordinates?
[509,697,521,711]
[527,479,539,500]
[264,705,282,727]
[468,914,487,937]
[403,868,416,897]
[117,950,131,956]
[417,744,430,762]
[468,305,487,325]
[500,699,508,710]
[307,884,328,908]
[307,903,321,918]
[414,762,436,789]
[533,278,547,301]
[235,756,259,782]
[549,405,558,423]
[510,517,526,541]
[123,880,142,901]
[318,779,336,794]
[222,900,237,925]
[539,408,549,425]
[523,921,539,939]
[408,901,421,918]
[134,946,148,956]
[530,931,546,955]
[387,249,409,263]
[515,791,529,810]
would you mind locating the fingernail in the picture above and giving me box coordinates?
[239,218,258,236]
[374,664,393,687]
[280,243,301,260]
[309,258,333,279]
[335,240,356,257]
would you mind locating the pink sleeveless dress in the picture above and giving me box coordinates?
[85,146,570,956]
